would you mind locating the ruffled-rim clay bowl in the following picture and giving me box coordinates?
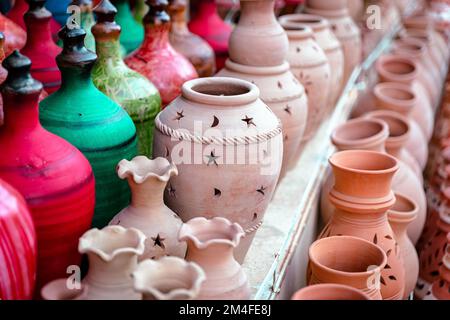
[373,82,417,116]
[291,283,370,300]
[117,156,178,184]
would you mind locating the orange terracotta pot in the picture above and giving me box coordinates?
[308,235,387,300]
[423,233,450,300]
[292,283,370,300]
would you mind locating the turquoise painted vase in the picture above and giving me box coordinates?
[39,26,138,228]
[113,0,144,54]
[92,0,161,157]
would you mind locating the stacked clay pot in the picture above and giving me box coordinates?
[319,150,406,300]
[305,0,361,84]
[125,0,198,108]
[152,77,283,263]
[217,0,308,177]
[278,14,344,108]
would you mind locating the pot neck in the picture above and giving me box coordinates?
[1,92,42,132]
[169,1,189,35]
[142,2,171,50]
[333,208,389,228]
[95,38,124,64]
[59,66,96,93]
[239,0,276,25]
[128,178,166,211]
[388,217,409,238]
[24,14,53,50]
[186,241,237,270]
[85,252,138,286]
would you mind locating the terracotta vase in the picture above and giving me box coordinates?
[168,0,216,77]
[278,14,344,108]
[320,117,427,247]
[280,23,331,153]
[0,13,26,55]
[0,50,95,296]
[21,0,62,94]
[125,0,198,108]
[415,187,450,299]
[109,156,187,259]
[376,54,434,143]
[179,217,251,300]
[423,233,450,300]
[92,0,161,157]
[387,192,419,299]
[291,283,370,300]
[319,150,406,300]
[41,226,146,300]
[372,81,428,171]
[39,26,138,228]
[69,1,96,51]
[113,0,144,54]
[45,0,71,25]
[132,257,205,300]
[152,77,283,262]
[188,0,232,70]
[0,179,37,300]
[308,236,387,300]
[305,3,361,84]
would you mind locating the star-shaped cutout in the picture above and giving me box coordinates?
[284,105,292,115]
[206,151,220,166]
[241,115,256,127]
[257,186,266,196]
[174,110,185,121]
[151,234,166,249]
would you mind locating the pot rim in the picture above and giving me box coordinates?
[304,7,349,18]
[364,110,411,148]
[387,192,418,223]
[291,283,370,300]
[376,54,419,83]
[116,156,178,184]
[279,20,314,39]
[224,59,290,76]
[393,37,427,59]
[373,82,417,109]
[278,13,329,31]
[329,150,399,176]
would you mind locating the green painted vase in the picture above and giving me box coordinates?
[113,0,144,54]
[133,0,148,24]
[92,0,161,157]
[70,0,96,51]
[39,26,138,228]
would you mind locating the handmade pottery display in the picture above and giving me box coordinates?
[109,156,186,259]
[305,1,361,84]
[45,0,70,25]
[125,0,198,107]
[387,193,419,299]
[0,13,26,55]
[319,150,405,300]
[39,26,137,228]
[152,77,283,262]
[0,179,37,300]
[41,226,146,300]
[168,0,216,77]
[70,0,96,51]
[0,50,95,296]
[179,217,251,300]
[423,233,450,300]
[92,0,161,157]
[113,0,144,54]
[308,235,387,300]
[132,257,206,300]
[291,283,370,300]
[278,14,344,107]
[21,0,61,94]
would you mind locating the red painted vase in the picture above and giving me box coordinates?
[0,50,95,297]
[21,0,62,94]
[0,13,26,55]
[125,0,197,107]
[188,0,232,71]
[0,179,37,300]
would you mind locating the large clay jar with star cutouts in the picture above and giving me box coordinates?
[152,77,283,263]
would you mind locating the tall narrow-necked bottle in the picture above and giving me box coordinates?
[39,26,138,228]
[113,0,144,54]
[125,0,197,107]
[70,0,96,51]
[133,0,148,24]
[92,0,161,157]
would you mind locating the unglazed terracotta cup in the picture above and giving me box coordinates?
[292,283,370,300]
[308,235,387,300]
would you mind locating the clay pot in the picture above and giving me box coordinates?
[152,77,283,262]
[0,50,95,297]
[0,13,26,55]
[21,0,62,94]
[168,0,216,77]
[132,257,206,300]
[278,14,344,108]
[39,26,138,229]
[113,0,144,54]
[347,0,364,22]
[308,236,387,300]
[387,193,419,299]
[70,0,96,51]
[319,150,406,300]
[217,60,307,177]
[376,54,434,143]
[125,0,198,107]
[291,283,370,300]
[179,217,251,300]
[92,0,161,157]
[304,5,361,84]
[188,0,232,70]
[41,226,146,300]
[109,156,187,260]
[423,233,450,300]
[0,179,37,300]
[372,81,428,171]
[280,23,331,152]
[229,0,289,67]
[306,0,347,11]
